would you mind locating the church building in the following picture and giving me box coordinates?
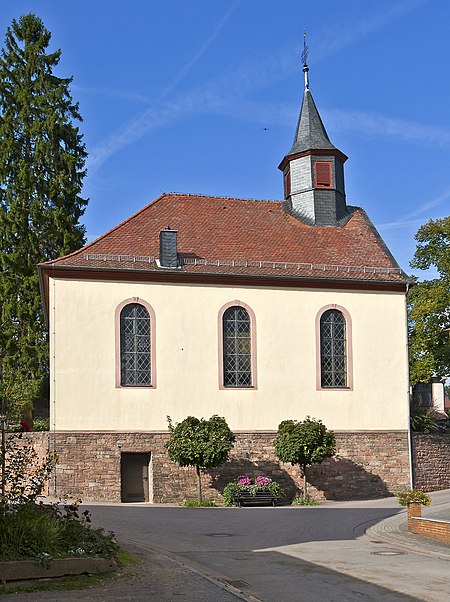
[38,57,411,503]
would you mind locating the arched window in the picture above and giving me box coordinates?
[120,303,151,387]
[222,306,252,388]
[320,309,347,388]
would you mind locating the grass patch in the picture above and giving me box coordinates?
[115,547,140,568]
[178,500,216,507]
[291,497,320,506]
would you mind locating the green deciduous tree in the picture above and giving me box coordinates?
[408,216,450,384]
[0,13,87,421]
[165,415,235,502]
[274,417,335,500]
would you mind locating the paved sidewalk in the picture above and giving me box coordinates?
[0,541,251,602]
[367,489,450,560]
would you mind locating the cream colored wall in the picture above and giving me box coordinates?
[49,277,409,432]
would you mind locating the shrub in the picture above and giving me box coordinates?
[395,489,431,506]
[410,402,441,433]
[33,418,50,431]
[0,501,119,562]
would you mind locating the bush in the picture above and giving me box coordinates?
[410,402,441,433]
[33,418,50,431]
[0,501,119,562]
[395,489,431,506]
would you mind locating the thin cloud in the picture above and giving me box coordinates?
[72,85,151,104]
[87,1,240,172]
[378,185,450,231]
[87,0,428,173]
[313,0,428,62]
[326,109,450,147]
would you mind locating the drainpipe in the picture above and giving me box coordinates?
[405,282,414,488]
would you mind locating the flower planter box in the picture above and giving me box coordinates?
[0,557,117,582]
[232,488,280,507]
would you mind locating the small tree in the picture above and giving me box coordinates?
[274,417,336,500]
[165,415,235,502]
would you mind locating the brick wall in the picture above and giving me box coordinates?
[24,430,410,503]
[408,503,450,544]
[412,433,450,491]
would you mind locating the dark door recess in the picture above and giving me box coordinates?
[121,452,150,502]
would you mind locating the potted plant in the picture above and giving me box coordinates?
[223,476,284,506]
[395,489,431,526]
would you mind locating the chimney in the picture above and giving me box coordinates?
[159,227,178,268]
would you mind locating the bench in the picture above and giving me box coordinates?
[232,491,280,507]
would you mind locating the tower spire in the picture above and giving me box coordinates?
[302,30,309,90]
[278,35,349,226]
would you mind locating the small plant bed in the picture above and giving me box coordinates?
[291,496,320,506]
[178,500,216,507]
[0,548,139,594]
[0,500,120,577]
[223,476,285,507]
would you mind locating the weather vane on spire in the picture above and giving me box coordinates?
[301,30,309,90]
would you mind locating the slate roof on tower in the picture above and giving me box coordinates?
[289,89,336,155]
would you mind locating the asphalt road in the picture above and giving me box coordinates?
[81,496,450,602]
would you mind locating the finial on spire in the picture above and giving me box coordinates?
[301,30,309,90]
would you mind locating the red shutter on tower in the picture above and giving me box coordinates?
[315,162,332,188]
[284,169,291,198]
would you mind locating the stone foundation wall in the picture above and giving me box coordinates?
[412,433,450,491]
[24,430,410,503]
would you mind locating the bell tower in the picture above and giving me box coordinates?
[279,35,349,226]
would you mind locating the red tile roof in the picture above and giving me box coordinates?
[43,193,408,284]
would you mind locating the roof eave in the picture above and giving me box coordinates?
[278,148,348,172]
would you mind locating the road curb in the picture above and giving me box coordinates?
[119,536,263,602]
[366,511,450,561]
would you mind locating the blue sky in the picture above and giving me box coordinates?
[2,0,449,276]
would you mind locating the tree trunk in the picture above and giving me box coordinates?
[302,465,308,500]
[196,465,203,502]
[1,420,5,501]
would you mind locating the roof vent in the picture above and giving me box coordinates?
[159,227,178,268]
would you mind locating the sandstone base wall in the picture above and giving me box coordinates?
[411,433,450,492]
[24,430,410,503]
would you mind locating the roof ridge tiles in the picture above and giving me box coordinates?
[166,192,283,203]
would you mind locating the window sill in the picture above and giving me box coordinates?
[221,386,257,391]
[318,386,352,391]
[116,385,155,389]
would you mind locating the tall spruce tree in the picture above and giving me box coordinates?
[0,14,87,421]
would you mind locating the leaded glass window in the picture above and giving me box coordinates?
[120,303,151,387]
[320,310,347,388]
[223,306,252,387]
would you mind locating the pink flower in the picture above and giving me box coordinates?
[255,476,272,486]
[237,476,252,485]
